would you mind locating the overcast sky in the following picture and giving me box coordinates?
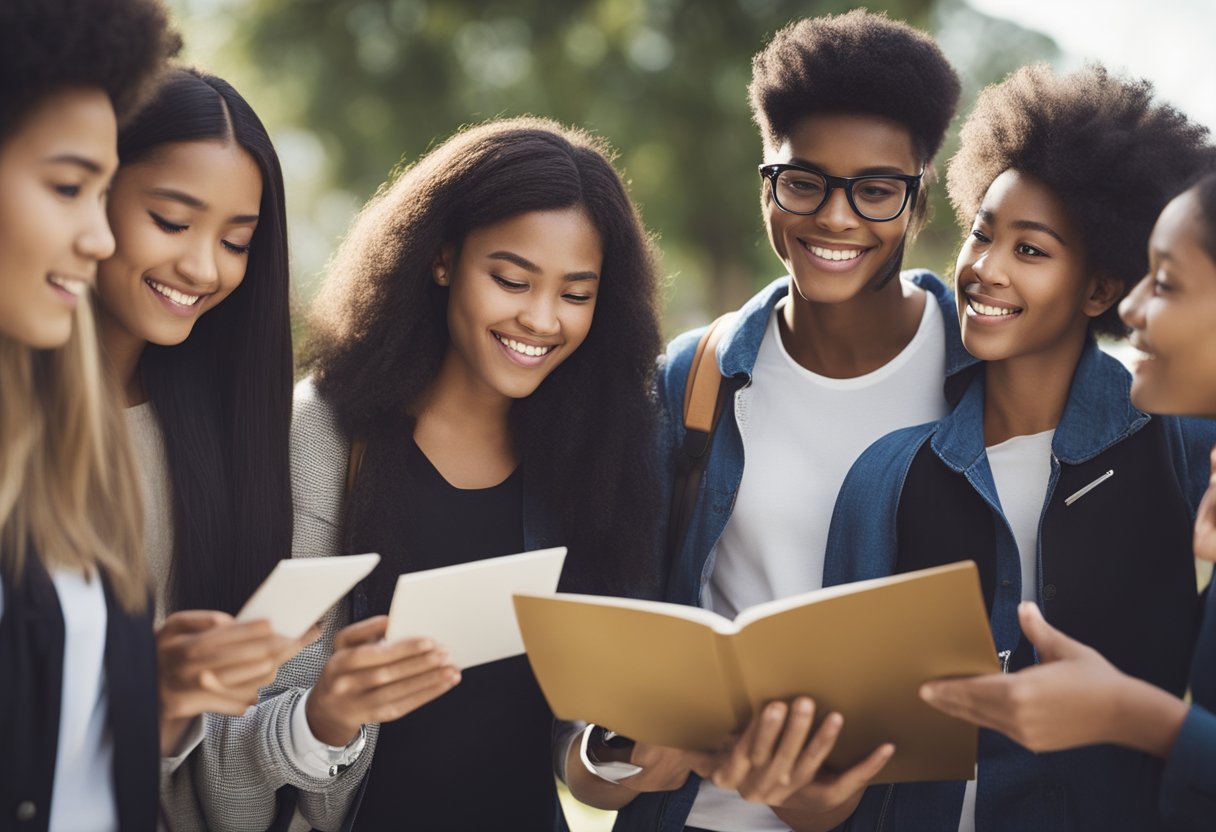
[967,0,1216,131]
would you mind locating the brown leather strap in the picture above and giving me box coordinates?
[682,313,736,434]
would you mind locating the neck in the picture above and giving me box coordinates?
[411,349,516,487]
[780,274,925,378]
[98,311,147,407]
[982,334,1088,446]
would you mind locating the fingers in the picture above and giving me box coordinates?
[761,698,816,789]
[333,615,390,650]
[157,609,233,636]
[1016,602,1075,662]
[919,675,1012,734]
[356,666,461,723]
[326,647,455,698]
[787,709,840,788]
[825,741,895,799]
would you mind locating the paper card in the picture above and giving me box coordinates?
[386,547,567,669]
[237,553,381,637]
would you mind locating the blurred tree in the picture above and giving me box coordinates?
[222,0,1056,334]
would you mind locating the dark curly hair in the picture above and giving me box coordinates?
[749,9,960,252]
[948,64,1215,337]
[0,0,180,142]
[307,117,664,599]
[1192,171,1216,267]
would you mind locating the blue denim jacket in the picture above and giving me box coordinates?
[611,271,973,832]
[824,340,1216,832]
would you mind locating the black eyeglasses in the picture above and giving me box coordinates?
[758,163,923,222]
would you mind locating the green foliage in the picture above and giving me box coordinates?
[220,0,1057,336]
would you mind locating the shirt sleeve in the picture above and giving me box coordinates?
[1159,704,1216,831]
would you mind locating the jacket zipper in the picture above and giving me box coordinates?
[874,783,895,831]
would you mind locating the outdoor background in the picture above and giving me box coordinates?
[166,0,1215,345]
[161,1,1214,828]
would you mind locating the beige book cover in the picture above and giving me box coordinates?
[514,560,998,784]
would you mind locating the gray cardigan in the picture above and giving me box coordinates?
[159,378,378,832]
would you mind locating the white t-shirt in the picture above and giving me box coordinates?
[687,286,949,831]
[957,428,1055,832]
[0,568,118,832]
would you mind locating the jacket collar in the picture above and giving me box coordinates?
[931,337,1148,472]
[715,270,976,382]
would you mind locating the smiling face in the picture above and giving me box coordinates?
[1119,190,1216,418]
[438,207,601,402]
[763,112,920,307]
[0,87,119,348]
[96,139,262,347]
[955,169,1116,364]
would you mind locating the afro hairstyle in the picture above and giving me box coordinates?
[0,0,181,142]
[947,64,1215,337]
[748,9,961,162]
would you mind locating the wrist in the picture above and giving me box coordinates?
[304,691,359,747]
[160,715,192,756]
[1111,674,1188,757]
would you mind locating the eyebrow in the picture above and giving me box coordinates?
[788,157,914,177]
[977,209,1068,246]
[487,250,599,282]
[146,187,259,224]
[43,154,105,174]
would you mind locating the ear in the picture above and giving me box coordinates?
[433,244,455,286]
[1082,272,1123,319]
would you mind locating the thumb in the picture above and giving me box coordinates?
[1018,601,1079,662]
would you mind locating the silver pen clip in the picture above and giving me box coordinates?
[997,649,1013,673]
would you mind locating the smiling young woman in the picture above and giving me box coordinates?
[0,2,178,829]
[284,116,664,830]
[828,64,1216,832]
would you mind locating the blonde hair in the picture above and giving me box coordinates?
[0,297,146,612]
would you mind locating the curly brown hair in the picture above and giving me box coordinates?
[307,117,664,598]
[0,0,180,142]
[947,64,1215,337]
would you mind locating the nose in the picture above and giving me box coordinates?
[969,248,1009,288]
[176,235,220,290]
[1119,271,1152,330]
[813,186,860,232]
[77,201,116,263]
[517,292,560,337]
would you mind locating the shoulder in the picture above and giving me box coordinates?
[290,377,349,510]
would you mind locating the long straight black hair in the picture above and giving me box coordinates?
[117,67,292,614]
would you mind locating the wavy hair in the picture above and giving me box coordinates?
[308,117,664,598]
[114,68,293,614]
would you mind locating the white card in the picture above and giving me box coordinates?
[386,547,567,669]
[237,553,381,637]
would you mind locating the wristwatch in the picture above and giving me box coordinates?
[326,724,367,777]
[579,724,643,783]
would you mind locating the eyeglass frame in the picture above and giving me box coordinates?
[758,162,924,222]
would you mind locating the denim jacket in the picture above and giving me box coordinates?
[611,271,974,832]
[824,340,1216,832]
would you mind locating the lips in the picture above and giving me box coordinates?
[798,238,871,272]
[963,286,1023,320]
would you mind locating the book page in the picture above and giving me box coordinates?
[237,553,380,638]
[514,594,745,750]
[731,561,998,783]
[386,547,566,669]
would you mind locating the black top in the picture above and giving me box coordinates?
[0,555,159,832]
[349,434,558,831]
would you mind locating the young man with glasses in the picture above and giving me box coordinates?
[563,11,971,832]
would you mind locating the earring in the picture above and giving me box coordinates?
[435,270,448,286]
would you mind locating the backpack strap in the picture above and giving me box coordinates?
[667,312,737,562]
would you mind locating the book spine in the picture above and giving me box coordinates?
[713,631,753,734]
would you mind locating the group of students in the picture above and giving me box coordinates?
[2,1,1215,831]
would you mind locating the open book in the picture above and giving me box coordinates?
[514,561,998,783]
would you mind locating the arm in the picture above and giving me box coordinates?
[562,725,714,811]
[920,601,1188,755]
